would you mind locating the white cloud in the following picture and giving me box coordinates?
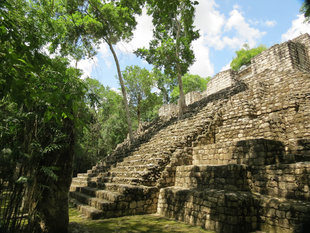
[264,20,277,27]
[189,0,265,76]
[189,36,214,77]
[224,8,265,48]
[71,57,98,79]
[195,0,225,37]
[282,14,310,42]
[194,1,265,50]
[118,8,153,53]
[98,43,113,68]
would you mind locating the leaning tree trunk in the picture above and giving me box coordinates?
[107,41,133,143]
[175,20,186,117]
[34,118,75,233]
[177,70,186,117]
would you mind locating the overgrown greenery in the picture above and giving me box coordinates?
[171,74,210,103]
[73,78,128,175]
[123,66,163,124]
[230,44,267,71]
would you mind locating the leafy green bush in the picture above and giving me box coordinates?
[171,74,210,103]
[230,45,267,71]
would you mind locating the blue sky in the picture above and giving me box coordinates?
[76,0,310,89]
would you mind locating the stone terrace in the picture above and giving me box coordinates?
[70,34,310,233]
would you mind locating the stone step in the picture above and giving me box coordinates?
[120,157,167,166]
[71,178,89,187]
[109,176,143,185]
[70,191,116,211]
[70,198,103,219]
[77,172,97,178]
[100,182,158,195]
[75,186,125,202]
[110,165,154,173]
[110,170,146,177]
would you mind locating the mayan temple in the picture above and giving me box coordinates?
[70,34,310,233]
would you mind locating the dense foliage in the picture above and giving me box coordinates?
[0,0,88,232]
[123,66,162,124]
[301,0,310,22]
[230,45,267,71]
[170,74,210,103]
[74,78,128,175]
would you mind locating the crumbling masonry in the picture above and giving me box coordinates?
[70,34,310,233]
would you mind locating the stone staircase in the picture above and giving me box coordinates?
[70,34,310,233]
[70,82,245,220]
[70,69,310,232]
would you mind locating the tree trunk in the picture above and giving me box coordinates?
[177,71,186,117]
[137,95,141,126]
[107,42,133,143]
[175,20,186,117]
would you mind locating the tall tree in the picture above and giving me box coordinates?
[152,68,176,104]
[42,0,145,143]
[122,66,155,125]
[136,0,199,117]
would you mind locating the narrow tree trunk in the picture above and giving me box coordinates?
[175,20,186,117]
[107,42,133,143]
[137,95,141,126]
[177,71,186,117]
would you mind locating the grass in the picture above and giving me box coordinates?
[69,208,215,233]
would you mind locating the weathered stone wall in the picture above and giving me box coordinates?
[158,188,260,233]
[292,33,310,61]
[158,188,310,233]
[158,104,178,118]
[250,162,310,200]
[185,91,202,106]
[157,34,310,233]
[159,33,310,118]
[203,69,236,97]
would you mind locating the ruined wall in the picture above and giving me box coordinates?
[185,91,202,106]
[157,34,310,233]
[292,33,310,62]
[158,92,202,118]
[158,104,178,118]
[159,33,310,118]
[203,69,236,97]
[158,69,310,233]
[251,41,310,75]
